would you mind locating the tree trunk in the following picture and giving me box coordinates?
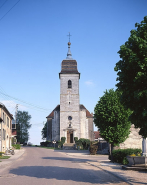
[109,143,114,162]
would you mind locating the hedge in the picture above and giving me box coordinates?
[111,148,142,164]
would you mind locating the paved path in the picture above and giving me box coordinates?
[61,150,147,185]
[0,147,128,185]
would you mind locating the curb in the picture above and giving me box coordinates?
[87,162,132,185]
[122,165,147,171]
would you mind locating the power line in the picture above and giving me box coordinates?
[0,0,21,21]
[0,0,8,10]
[0,86,16,112]
[0,91,52,112]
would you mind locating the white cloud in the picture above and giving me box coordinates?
[85,80,95,86]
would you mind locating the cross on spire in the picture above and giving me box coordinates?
[67,32,72,42]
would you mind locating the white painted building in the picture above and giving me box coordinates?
[46,41,94,143]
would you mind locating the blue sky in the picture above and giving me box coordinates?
[0,0,147,145]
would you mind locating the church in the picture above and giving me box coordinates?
[46,40,94,143]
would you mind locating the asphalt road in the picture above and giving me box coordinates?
[0,147,128,185]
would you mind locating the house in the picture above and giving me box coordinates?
[46,41,94,143]
[94,131,103,141]
[0,103,13,152]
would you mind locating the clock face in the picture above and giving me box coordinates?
[68,116,72,120]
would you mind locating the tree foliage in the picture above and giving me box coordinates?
[94,89,131,146]
[16,111,31,144]
[41,122,47,140]
[114,16,147,138]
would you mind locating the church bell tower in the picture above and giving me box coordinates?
[59,38,80,143]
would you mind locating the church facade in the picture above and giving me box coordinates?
[46,41,94,143]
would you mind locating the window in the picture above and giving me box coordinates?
[3,129,5,140]
[3,113,4,123]
[68,80,72,88]
[7,117,9,127]
[68,116,72,120]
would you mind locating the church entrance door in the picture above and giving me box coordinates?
[67,131,73,143]
[70,133,73,143]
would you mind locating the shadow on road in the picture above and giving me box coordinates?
[9,165,125,184]
[42,156,90,163]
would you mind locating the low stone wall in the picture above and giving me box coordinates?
[116,124,142,150]
[127,156,147,166]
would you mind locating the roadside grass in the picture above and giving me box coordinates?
[0,156,11,159]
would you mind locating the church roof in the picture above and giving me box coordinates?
[46,105,60,118]
[80,104,93,118]
[46,104,93,119]
[59,42,80,78]
[94,131,101,139]
[60,60,80,74]
[0,102,13,120]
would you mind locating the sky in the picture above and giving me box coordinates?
[0,0,147,145]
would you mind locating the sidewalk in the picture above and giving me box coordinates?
[0,148,25,168]
[63,150,147,185]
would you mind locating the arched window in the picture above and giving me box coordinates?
[68,80,72,88]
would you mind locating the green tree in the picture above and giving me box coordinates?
[16,111,31,144]
[94,89,131,160]
[41,122,47,140]
[114,16,147,138]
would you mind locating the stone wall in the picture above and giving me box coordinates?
[60,74,79,96]
[47,118,52,141]
[88,118,94,141]
[52,110,60,141]
[80,109,87,138]
[118,124,142,149]
[60,74,80,141]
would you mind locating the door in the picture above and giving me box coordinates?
[67,131,73,143]
[70,133,73,143]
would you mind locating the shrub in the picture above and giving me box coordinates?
[61,137,66,144]
[57,137,66,148]
[74,137,78,143]
[76,138,90,150]
[40,141,53,147]
[0,152,4,157]
[89,143,98,155]
[12,144,21,149]
[112,148,142,164]
[58,141,63,148]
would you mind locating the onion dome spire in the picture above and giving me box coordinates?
[59,32,80,79]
